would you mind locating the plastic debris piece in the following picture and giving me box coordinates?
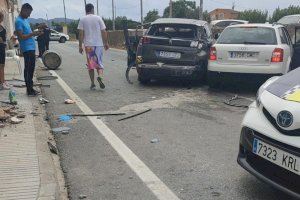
[58,115,72,122]
[151,138,159,143]
[39,97,50,104]
[79,195,87,199]
[64,99,76,104]
[52,127,71,134]
[10,117,22,124]
[0,123,5,128]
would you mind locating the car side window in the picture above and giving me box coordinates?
[279,28,288,44]
[282,28,292,45]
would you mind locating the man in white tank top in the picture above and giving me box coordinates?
[78,3,109,90]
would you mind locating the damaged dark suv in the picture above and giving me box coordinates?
[136,18,212,84]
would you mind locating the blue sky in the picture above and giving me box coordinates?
[22,0,300,21]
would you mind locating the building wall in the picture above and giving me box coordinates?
[0,0,21,42]
[210,9,239,21]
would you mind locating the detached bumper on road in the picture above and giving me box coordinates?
[238,127,300,199]
[137,63,204,79]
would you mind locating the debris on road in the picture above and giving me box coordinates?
[118,109,152,121]
[224,95,253,108]
[47,141,58,154]
[39,97,50,104]
[64,99,76,104]
[78,194,87,199]
[0,108,10,120]
[151,138,160,143]
[10,117,22,124]
[37,75,58,81]
[52,127,71,134]
[58,115,72,122]
[17,114,26,118]
[70,112,126,117]
[0,123,5,128]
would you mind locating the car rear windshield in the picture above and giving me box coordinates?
[147,24,198,39]
[217,27,277,45]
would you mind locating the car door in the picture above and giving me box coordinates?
[291,27,300,69]
[280,27,293,72]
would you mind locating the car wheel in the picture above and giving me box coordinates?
[138,75,151,85]
[59,37,66,43]
[207,71,221,88]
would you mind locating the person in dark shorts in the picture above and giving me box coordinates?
[15,3,42,96]
[0,11,9,90]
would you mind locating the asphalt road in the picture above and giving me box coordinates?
[38,41,297,200]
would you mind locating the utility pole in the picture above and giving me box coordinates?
[112,0,115,30]
[62,0,67,24]
[199,0,203,20]
[140,0,143,28]
[97,0,99,15]
[169,0,172,18]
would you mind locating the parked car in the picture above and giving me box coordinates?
[238,67,300,199]
[277,15,300,69]
[211,19,248,39]
[34,29,70,43]
[50,29,69,43]
[208,23,295,88]
[136,18,212,84]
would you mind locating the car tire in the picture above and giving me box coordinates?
[138,75,151,85]
[59,37,66,43]
[207,71,221,88]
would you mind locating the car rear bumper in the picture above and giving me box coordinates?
[137,63,205,79]
[208,61,285,74]
[238,126,300,199]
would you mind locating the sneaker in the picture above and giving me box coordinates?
[90,84,96,90]
[97,77,105,89]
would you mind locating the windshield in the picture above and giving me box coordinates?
[217,27,277,45]
[148,24,198,39]
[278,15,300,25]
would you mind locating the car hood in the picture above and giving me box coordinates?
[267,68,300,103]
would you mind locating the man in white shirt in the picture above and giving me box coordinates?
[78,3,109,90]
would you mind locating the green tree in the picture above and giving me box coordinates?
[238,9,268,23]
[144,9,160,24]
[163,0,196,19]
[270,5,300,23]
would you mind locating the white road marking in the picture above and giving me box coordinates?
[50,70,180,200]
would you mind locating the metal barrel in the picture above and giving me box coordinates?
[42,51,62,70]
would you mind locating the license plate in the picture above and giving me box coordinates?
[253,138,300,175]
[159,51,181,59]
[230,52,258,59]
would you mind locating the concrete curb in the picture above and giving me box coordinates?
[36,61,68,200]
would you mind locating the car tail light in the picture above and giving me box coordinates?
[271,48,284,63]
[140,36,151,45]
[209,47,217,61]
